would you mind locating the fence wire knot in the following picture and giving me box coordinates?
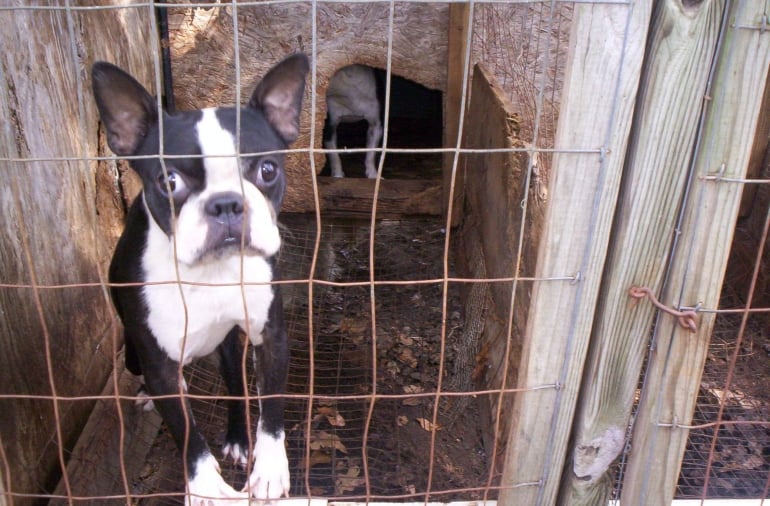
[628,286,698,333]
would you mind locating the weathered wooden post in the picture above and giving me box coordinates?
[0,2,153,498]
[621,0,770,503]
[558,0,727,502]
[497,0,652,502]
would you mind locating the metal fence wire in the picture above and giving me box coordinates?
[1,1,770,505]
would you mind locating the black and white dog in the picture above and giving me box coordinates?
[324,64,383,178]
[92,54,308,504]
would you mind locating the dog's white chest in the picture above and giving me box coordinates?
[141,224,275,364]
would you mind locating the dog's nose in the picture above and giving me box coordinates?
[205,192,244,219]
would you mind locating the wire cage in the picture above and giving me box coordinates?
[1,1,770,505]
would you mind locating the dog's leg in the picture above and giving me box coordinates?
[136,336,248,505]
[244,295,290,500]
[218,327,250,467]
[324,118,345,178]
[364,116,383,179]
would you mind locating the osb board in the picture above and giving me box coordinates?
[472,3,572,175]
[455,64,548,471]
[0,2,151,498]
[167,2,449,213]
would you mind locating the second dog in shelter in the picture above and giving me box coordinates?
[92,54,308,504]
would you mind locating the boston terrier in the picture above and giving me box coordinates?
[92,53,308,504]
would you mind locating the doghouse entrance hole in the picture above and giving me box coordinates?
[322,66,443,179]
[127,214,490,503]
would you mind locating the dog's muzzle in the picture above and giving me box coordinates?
[203,192,251,253]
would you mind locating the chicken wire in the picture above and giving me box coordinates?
[1,0,770,504]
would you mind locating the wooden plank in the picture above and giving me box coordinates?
[51,361,162,505]
[737,71,770,217]
[621,2,770,504]
[317,177,441,217]
[443,3,471,225]
[453,64,543,473]
[558,0,726,503]
[0,3,153,499]
[496,0,652,503]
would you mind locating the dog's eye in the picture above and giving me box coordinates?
[258,160,279,184]
[157,170,187,198]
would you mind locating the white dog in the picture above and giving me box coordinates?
[324,64,383,178]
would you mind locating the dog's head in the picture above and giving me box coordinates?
[92,54,308,265]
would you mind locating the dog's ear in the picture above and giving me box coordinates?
[249,53,309,144]
[92,62,158,156]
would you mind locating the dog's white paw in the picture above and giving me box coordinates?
[222,442,249,467]
[135,386,155,412]
[243,430,290,502]
[187,454,249,506]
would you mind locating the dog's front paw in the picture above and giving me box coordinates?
[222,440,249,467]
[243,432,290,502]
[188,454,250,506]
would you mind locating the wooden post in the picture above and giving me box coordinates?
[557,0,727,503]
[455,64,546,474]
[0,2,153,499]
[443,2,471,225]
[496,1,652,503]
[621,1,770,503]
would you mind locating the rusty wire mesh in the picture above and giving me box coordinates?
[2,0,770,505]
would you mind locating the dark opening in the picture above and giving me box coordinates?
[321,66,444,180]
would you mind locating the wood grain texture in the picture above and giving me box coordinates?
[0,1,151,498]
[497,1,652,503]
[443,3,470,224]
[50,363,163,505]
[622,1,770,503]
[558,0,726,503]
[454,64,546,475]
[316,177,441,218]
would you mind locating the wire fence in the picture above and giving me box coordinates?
[1,0,770,504]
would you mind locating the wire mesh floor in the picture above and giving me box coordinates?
[129,214,490,504]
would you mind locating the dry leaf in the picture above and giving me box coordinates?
[319,406,346,427]
[398,334,415,346]
[401,384,424,406]
[313,406,346,427]
[398,348,418,368]
[335,465,365,494]
[396,415,409,427]
[298,450,332,469]
[416,417,442,432]
[339,317,369,335]
[309,431,348,454]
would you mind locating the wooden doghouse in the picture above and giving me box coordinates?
[167,2,451,217]
[0,1,564,500]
